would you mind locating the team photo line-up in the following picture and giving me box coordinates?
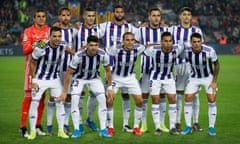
[20,5,219,140]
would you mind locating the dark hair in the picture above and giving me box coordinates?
[34,9,46,18]
[50,26,62,35]
[58,7,71,15]
[114,5,124,12]
[190,33,202,40]
[122,32,134,40]
[148,7,161,15]
[87,35,99,43]
[161,32,172,40]
[84,7,96,14]
[179,7,192,14]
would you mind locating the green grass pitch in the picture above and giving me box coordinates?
[0,55,239,144]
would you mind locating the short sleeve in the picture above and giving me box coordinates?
[144,46,154,57]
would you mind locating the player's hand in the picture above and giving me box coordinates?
[58,92,67,102]
[208,82,218,95]
[31,82,39,97]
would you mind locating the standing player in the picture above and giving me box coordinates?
[181,33,219,136]
[20,9,49,138]
[169,7,204,131]
[99,5,139,132]
[47,7,75,135]
[74,7,100,133]
[28,27,70,140]
[144,32,182,135]
[135,7,169,133]
[106,32,144,136]
[59,35,113,138]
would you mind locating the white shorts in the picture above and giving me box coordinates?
[71,78,105,96]
[112,74,142,95]
[140,73,150,93]
[32,78,62,101]
[150,78,176,95]
[175,63,190,91]
[185,76,216,94]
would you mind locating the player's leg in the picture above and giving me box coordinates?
[121,88,132,132]
[71,79,84,138]
[139,74,150,133]
[47,97,55,135]
[86,90,98,131]
[64,94,71,135]
[28,81,47,140]
[78,91,85,134]
[36,93,46,136]
[181,79,199,135]
[128,76,143,136]
[159,93,169,133]
[20,91,31,138]
[204,77,217,136]
[149,80,161,136]
[164,79,179,135]
[106,81,118,136]
[89,79,111,138]
[192,92,202,131]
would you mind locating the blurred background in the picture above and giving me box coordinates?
[0,0,239,54]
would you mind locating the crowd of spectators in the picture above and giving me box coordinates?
[0,0,239,45]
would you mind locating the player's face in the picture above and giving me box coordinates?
[149,10,161,27]
[180,10,192,25]
[34,12,46,27]
[123,34,135,51]
[58,10,71,25]
[191,37,202,53]
[87,42,99,56]
[84,11,96,26]
[114,8,125,21]
[161,36,173,53]
[50,31,62,48]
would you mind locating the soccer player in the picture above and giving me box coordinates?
[106,32,144,136]
[99,5,139,133]
[74,7,100,133]
[59,35,113,138]
[20,9,49,138]
[135,7,169,133]
[47,7,75,136]
[28,27,70,140]
[144,32,183,135]
[181,33,219,136]
[169,7,204,131]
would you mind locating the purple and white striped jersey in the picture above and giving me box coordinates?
[169,24,203,45]
[74,24,100,52]
[144,45,183,80]
[184,44,218,78]
[99,22,139,48]
[69,48,110,80]
[32,43,66,80]
[107,44,145,77]
[135,26,169,74]
[61,28,74,72]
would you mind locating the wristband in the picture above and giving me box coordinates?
[107,86,113,90]
[32,78,37,83]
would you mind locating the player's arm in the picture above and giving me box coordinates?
[104,65,114,103]
[29,57,38,90]
[59,67,75,101]
[65,47,75,55]
[209,60,220,94]
[22,29,34,55]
